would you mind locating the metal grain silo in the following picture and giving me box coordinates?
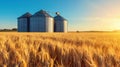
[18,12,31,32]
[30,10,54,32]
[54,12,68,32]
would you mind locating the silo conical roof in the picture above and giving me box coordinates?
[18,12,32,19]
[31,10,52,17]
[54,14,67,21]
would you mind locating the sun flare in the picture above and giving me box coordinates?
[111,18,120,30]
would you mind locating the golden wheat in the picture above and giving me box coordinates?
[0,32,120,67]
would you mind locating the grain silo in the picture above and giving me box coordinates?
[18,12,32,32]
[30,10,54,32]
[54,12,68,32]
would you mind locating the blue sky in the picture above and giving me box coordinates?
[0,0,120,31]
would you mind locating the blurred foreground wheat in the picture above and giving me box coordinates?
[0,32,120,67]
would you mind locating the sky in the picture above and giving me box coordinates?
[0,0,120,31]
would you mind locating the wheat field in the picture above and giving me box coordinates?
[0,32,120,67]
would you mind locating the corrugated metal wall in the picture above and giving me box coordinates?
[30,17,45,32]
[63,20,68,32]
[18,18,28,32]
[46,17,54,32]
[30,17,54,32]
[54,20,68,32]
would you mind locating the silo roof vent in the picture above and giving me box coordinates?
[56,12,60,16]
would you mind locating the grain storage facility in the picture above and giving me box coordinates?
[30,10,54,32]
[54,12,68,32]
[18,12,32,32]
[17,10,68,32]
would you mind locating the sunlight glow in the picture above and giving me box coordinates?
[111,19,120,30]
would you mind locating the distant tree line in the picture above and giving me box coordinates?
[0,28,17,32]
